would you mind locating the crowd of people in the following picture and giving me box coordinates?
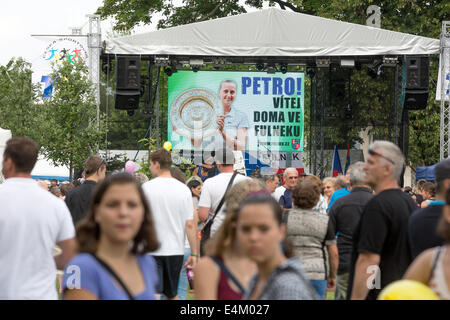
[0,137,449,300]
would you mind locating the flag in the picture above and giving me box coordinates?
[344,143,350,174]
[331,145,343,177]
[243,151,270,177]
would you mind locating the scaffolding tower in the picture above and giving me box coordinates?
[87,14,102,131]
[440,21,450,160]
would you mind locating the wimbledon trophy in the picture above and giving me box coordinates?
[170,88,221,145]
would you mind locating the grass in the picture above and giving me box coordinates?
[186,290,195,300]
[326,290,335,300]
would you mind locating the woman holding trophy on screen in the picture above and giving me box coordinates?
[171,79,249,151]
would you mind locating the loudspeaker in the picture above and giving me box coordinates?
[404,56,429,110]
[114,90,140,110]
[405,56,429,90]
[328,67,352,121]
[404,90,429,110]
[116,56,141,90]
[115,56,141,111]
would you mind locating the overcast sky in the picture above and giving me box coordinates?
[0,0,153,66]
[0,0,267,66]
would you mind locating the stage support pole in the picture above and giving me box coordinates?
[440,21,450,160]
[87,14,102,143]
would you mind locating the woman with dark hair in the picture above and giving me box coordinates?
[236,194,317,300]
[187,179,202,210]
[284,179,338,299]
[403,187,450,299]
[62,173,160,300]
[420,182,437,208]
[194,180,261,300]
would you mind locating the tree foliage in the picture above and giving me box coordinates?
[41,59,106,181]
[0,57,43,143]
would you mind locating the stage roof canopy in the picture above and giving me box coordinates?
[105,8,439,57]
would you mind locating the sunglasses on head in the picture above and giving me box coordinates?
[368,149,395,165]
[96,158,106,171]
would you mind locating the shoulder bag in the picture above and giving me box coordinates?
[92,254,135,300]
[200,171,238,254]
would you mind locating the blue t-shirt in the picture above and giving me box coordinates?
[328,188,351,210]
[279,189,293,209]
[62,253,159,300]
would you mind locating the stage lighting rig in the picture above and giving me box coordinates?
[164,66,173,76]
[316,58,330,67]
[306,67,316,78]
[280,63,288,74]
[383,56,398,66]
[340,59,355,67]
[213,58,226,68]
[266,63,277,74]
[154,56,169,66]
[367,60,383,78]
[256,62,265,71]
[190,58,203,73]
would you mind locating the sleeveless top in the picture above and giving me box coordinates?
[63,253,158,300]
[211,257,244,300]
[429,246,450,300]
[284,208,336,280]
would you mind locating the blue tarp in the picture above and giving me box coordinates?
[415,163,437,182]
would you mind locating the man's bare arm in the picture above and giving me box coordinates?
[350,252,380,300]
[54,237,76,270]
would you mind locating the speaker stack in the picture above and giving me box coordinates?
[404,56,429,110]
[115,56,141,111]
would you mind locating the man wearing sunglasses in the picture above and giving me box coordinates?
[65,155,107,224]
[348,141,416,300]
[279,168,300,210]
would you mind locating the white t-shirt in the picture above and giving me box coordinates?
[0,178,75,299]
[142,177,194,256]
[313,194,328,215]
[273,186,286,202]
[198,172,250,236]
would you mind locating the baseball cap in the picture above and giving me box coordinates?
[434,158,450,182]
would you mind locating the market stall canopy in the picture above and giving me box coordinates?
[416,163,437,182]
[31,156,70,182]
[105,8,440,57]
[0,127,12,179]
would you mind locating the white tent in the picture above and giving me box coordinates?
[105,8,439,57]
[31,156,70,181]
[0,128,12,181]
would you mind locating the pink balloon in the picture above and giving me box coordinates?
[125,161,135,174]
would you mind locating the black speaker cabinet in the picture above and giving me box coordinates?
[116,56,141,90]
[114,90,140,110]
[404,90,429,110]
[405,56,429,90]
[404,56,429,110]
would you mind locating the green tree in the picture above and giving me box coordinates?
[41,59,106,181]
[0,57,43,143]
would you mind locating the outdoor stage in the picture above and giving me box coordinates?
[101,8,443,178]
